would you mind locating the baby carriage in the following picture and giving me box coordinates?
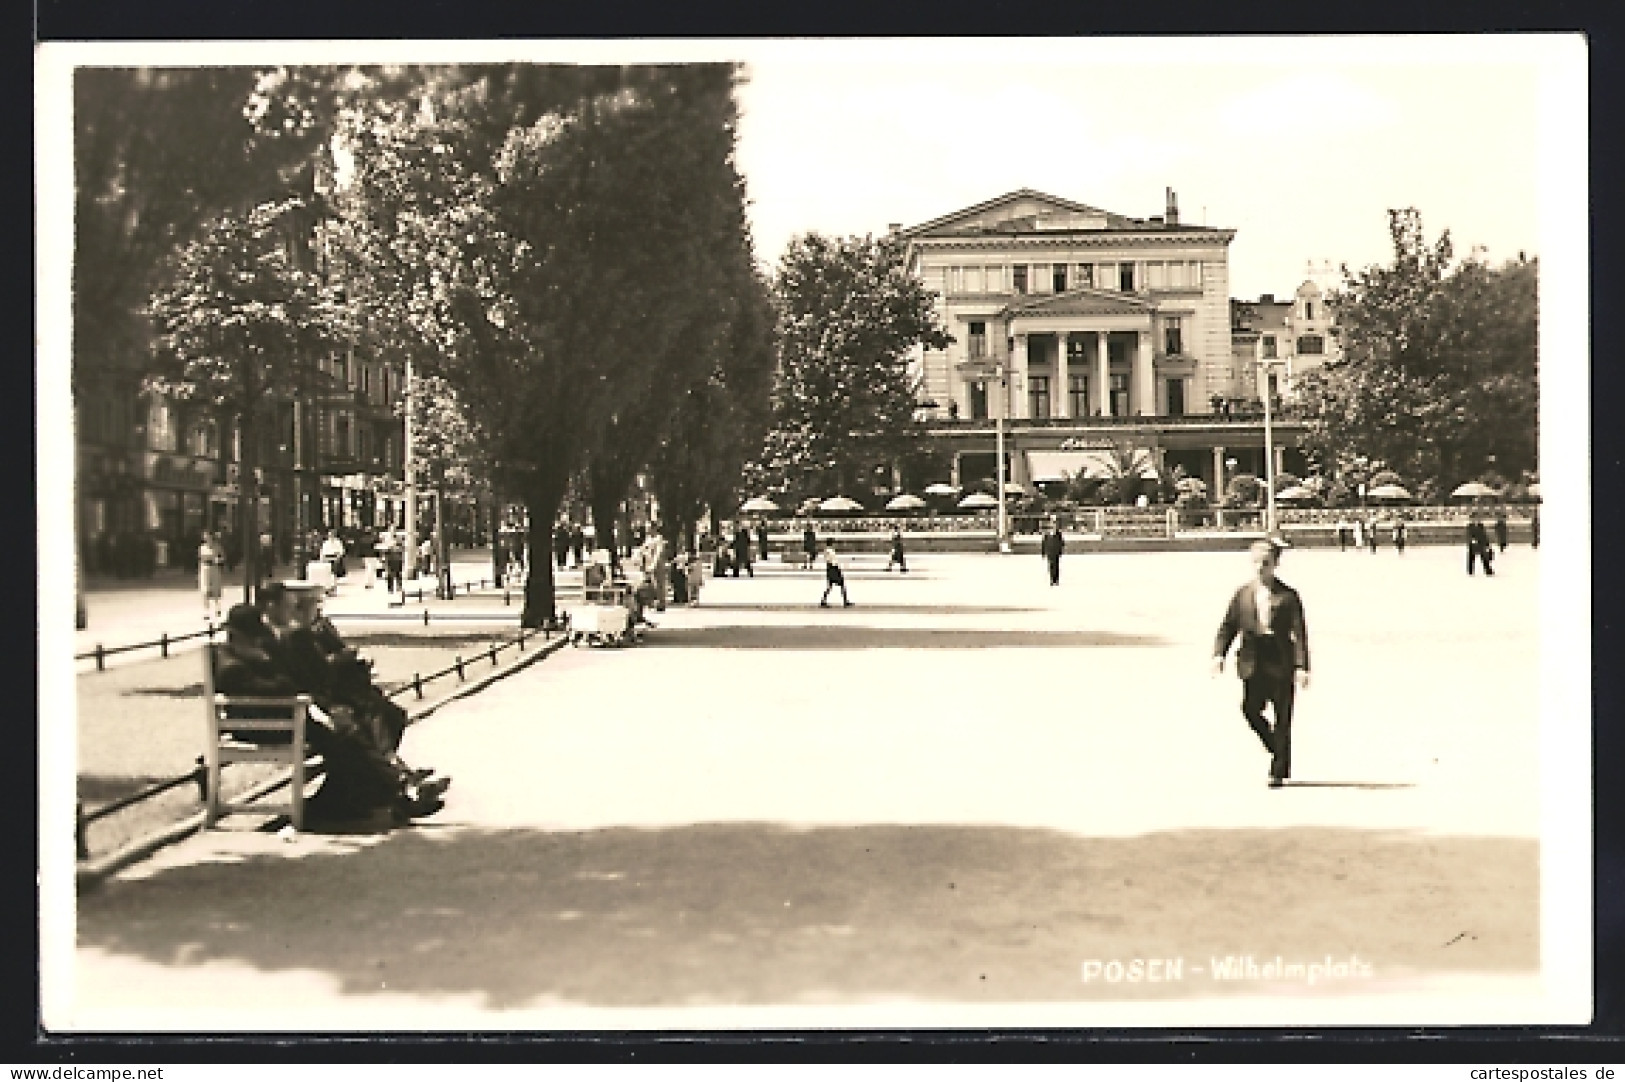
[565,551,636,647]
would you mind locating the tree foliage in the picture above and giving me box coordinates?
[1298,209,1538,492]
[746,233,952,499]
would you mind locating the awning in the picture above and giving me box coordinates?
[1025,450,1156,481]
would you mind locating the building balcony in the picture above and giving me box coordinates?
[923,406,1306,434]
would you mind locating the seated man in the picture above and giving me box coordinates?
[293,587,413,760]
[257,586,447,824]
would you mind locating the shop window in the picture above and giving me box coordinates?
[1052,263,1068,292]
[1164,316,1183,356]
[1297,335,1325,355]
[1029,376,1050,419]
[1012,264,1028,294]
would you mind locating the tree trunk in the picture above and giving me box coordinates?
[590,489,621,568]
[521,477,566,629]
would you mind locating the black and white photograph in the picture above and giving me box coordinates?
[35,35,1591,1033]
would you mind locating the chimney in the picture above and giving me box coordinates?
[1165,187,1179,226]
[1259,294,1275,304]
[888,222,903,235]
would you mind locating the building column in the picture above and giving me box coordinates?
[1273,445,1286,478]
[1136,329,1156,416]
[1095,330,1110,417]
[1212,445,1226,495]
[1011,332,1030,420]
[1055,333,1071,419]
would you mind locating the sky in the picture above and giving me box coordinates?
[727,37,1561,300]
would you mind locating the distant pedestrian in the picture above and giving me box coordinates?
[570,524,586,568]
[381,531,404,595]
[732,524,754,578]
[554,523,570,570]
[320,530,347,590]
[648,530,671,612]
[802,525,819,570]
[1336,520,1351,552]
[1493,510,1509,553]
[197,532,225,623]
[1212,539,1311,788]
[819,544,851,607]
[1531,509,1540,549]
[1040,515,1065,586]
[1391,517,1407,555]
[1351,518,1365,551]
[1365,516,1379,554]
[756,520,769,562]
[886,527,908,573]
[1466,516,1495,576]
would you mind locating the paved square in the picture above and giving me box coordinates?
[67,545,1548,1028]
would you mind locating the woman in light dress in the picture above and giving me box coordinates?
[198,531,225,623]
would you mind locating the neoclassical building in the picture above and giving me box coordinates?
[900,188,1309,495]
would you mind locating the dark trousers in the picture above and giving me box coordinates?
[1046,554,1061,585]
[384,557,403,593]
[821,571,849,605]
[1241,672,1295,781]
[1467,545,1495,575]
[733,553,752,577]
[888,549,907,572]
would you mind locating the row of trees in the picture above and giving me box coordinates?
[122,64,776,628]
[1298,208,1539,495]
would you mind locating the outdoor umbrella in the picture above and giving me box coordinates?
[739,496,779,514]
[1366,483,1414,502]
[1527,482,1541,499]
[923,482,961,496]
[957,492,999,509]
[1002,482,1026,497]
[1275,485,1316,502]
[1451,481,1500,499]
[885,494,928,511]
[819,496,865,513]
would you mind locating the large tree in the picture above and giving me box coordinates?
[146,198,354,600]
[1298,209,1539,497]
[746,233,952,501]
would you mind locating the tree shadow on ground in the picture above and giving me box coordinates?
[642,625,1166,651]
[78,822,1535,1011]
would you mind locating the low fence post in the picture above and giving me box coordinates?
[160,632,169,658]
[193,756,209,802]
[455,656,465,681]
[413,674,424,699]
[94,645,105,671]
[422,609,430,627]
[75,801,88,861]
[518,627,526,650]
[489,644,498,666]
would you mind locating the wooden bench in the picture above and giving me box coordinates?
[202,643,317,830]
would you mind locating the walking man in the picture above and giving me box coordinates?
[1365,515,1379,554]
[1040,515,1065,586]
[1212,539,1311,788]
[1493,509,1509,553]
[756,519,770,563]
[802,524,819,570]
[819,543,852,607]
[1466,515,1495,576]
[1391,516,1407,555]
[886,527,908,573]
[732,523,754,578]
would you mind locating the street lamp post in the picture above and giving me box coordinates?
[995,361,1008,552]
[403,356,417,592]
[1258,356,1288,535]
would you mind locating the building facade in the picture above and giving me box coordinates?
[901,188,1311,497]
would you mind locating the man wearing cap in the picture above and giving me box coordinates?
[1212,539,1311,788]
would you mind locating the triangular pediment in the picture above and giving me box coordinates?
[1005,287,1157,318]
[903,189,1137,238]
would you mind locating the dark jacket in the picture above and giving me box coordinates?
[1041,529,1065,560]
[1214,578,1311,681]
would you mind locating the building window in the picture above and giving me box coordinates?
[1068,374,1088,417]
[968,321,987,360]
[1297,335,1325,355]
[1119,263,1135,292]
[1164,316,1183,356]
[1052,263,1068,292]
[1109,373,1130,418]
[1166,378,1185,416]
[336,413,352,459]
[1012,264,1028,294]
[969,381,989,420]
[1076,263,1093,288]
[1267,372,1279,397]
[1305,301,1314,320]
[1262,335,1278,359]
[1028,376,1050,419]
[1147,262,1166,290]
[147,400,178,452]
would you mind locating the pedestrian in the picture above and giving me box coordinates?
[258,530,276,580]
[732,523,754,578]
[320,530,347,592]
[381,530,405,596]
[1335,519,1350,552]
[197,531,225,623]
[1493,509,1509,553]
[1351,517,1364,551]
[819,543,852,607]
[1531,508,1540,549]
[418,537,434,580]
[1365,516,1379,554]
[1466,515,1495,576]
[554,522,570,570]
[886,527,909,573]
[570,524,586,568]
[756,519,770,563]
[1391,517,1407,555]
[802,524,819,570]
[648,529,671,612]
[1040,515,1065,585]
[1212,539,1311,788]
